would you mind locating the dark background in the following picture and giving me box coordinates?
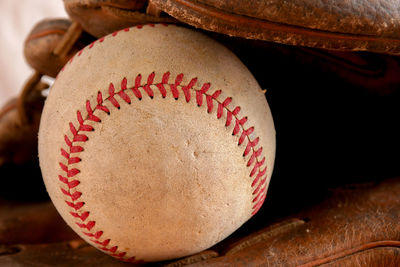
[228,40,400,234]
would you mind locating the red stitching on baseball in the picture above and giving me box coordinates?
[218,97,232,119]
[61,148,69,159]
[58,175,80,188]
[68,157,81,165]
[247,147,262,167]
[65,201,84,210]
[61,188,82,200]
[182,77,197,102]
[64,135,72,147]
[84,230,103,239]
[118,78,131,104]
[77,220,96,230]
[58,71,269,262]
[108,83,120,108]
[70,122,88,142]
[252,176,267,195]
[77,111,94,131]
[101,245,118,253]
[113,252,126,257]
[239,125,253,145]
[86,101,101,122]
[250,155,265,177]
[96,92,110,114]
[70,211,90,221]
[144,72,155,98]
[56,24,268,263]
[170,73,183,99]
[252,185,267,203]
[70,146,84,153]
[251,167,267,187]
[132,75,143,99]
[93,238,110,246]
[156,72,170,98]
[244,137,259,156]
[252,193,267,215]
[196,83,209,106]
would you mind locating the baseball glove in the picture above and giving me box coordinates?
[1,0,399,265]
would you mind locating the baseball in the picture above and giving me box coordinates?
[38,24,275,262]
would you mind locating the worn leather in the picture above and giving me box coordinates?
[24,18,93,78]
[198,0,400,39]
[166,178,400,266]
[0,80,49,199]
[153,0,400,54]
[0,86,45,166]
[0,200,77,245]
[0,240,130,267]
[64,0,178,37]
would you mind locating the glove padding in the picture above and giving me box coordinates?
[64,0,178,37]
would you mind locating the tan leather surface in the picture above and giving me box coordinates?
[321,247,400,267]
[24,18,93,78]
[153,0,400,54]
[0,200,77,245]
[64,0,178,37]
[0,85,45,166]
[198,0,400,39]
[0,240,131,267]
[62,0,400,53]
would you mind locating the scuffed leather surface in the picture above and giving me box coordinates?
[323,247,400,267]
[198,0,400,39]
[0,240,131,267]
[64,0,177,37]
[173,178,400,266]
[0,89,44,166]
[24,19,93,78]
[0,201,77,245]
[154,0,400,53]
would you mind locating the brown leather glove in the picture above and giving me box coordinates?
[23,19,94,78]
[153,0,400,55]
[2,1,400,266]
[64,0,178,37]
[0,74,45,166]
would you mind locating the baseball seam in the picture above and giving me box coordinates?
[56,24,268,262]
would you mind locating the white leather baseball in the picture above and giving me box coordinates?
[38,24,276,262]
